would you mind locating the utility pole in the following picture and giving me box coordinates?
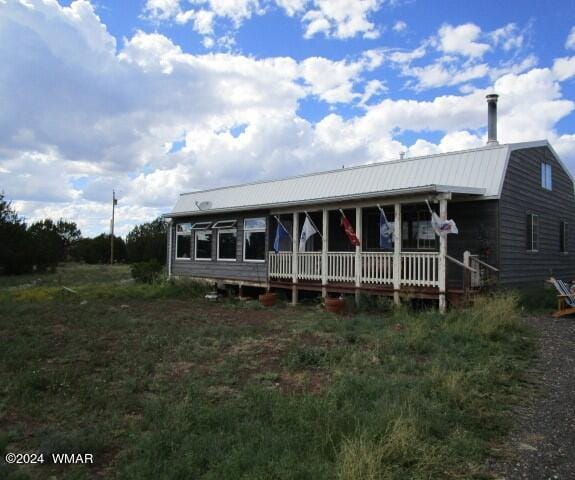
[110,190,117,265]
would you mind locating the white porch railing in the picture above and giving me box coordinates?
[268,252,292,279]
[328,252,355,282]
[298,252,322,280]
[269,251,439,287]
[400,252,439,287]
[362,252,393,284]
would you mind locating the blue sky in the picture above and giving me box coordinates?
[1,0,574,236]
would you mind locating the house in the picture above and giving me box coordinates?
[164,95,575,311]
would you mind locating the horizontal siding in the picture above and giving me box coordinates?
[171,210,269,283]
[499,146,575,287]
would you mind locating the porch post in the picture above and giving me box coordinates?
[292,212,299,305]
[322,209,328,298]
[393,203,402,305]
[355,206,362,303]
[166,219,173,278]
[438,199,447,313]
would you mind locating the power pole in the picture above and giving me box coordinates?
[110,190,117,265]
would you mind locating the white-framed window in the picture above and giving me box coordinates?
[213,220,237,229]
[194,230,212,260]
[560,221,568,254]
[541,162,552,190]
[526,214,539,252]
[175,223,192,259]
[191,221,212,230]
[244,217,266,262]
[217,229,237,261]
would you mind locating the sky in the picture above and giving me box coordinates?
[1,0,575,237]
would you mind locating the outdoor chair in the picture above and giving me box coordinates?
[549,277,575,318]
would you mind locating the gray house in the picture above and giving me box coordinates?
[164,96,575,310]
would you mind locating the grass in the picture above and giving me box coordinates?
[0,264,536,479]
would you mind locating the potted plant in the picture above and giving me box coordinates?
[325,295,345,314]
[259,287,277,306]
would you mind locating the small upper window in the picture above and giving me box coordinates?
[541,162,552,190]
[560,221,568,254]
[213,220,237,229]
[191,222,212,230]
[526,214,539,252]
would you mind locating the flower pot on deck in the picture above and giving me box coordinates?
[325,297,346,314]
[259,292,277,307]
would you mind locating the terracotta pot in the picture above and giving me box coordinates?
[259,292,277,307]
[325,297,346,314]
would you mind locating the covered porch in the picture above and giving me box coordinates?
[268,190,491,312]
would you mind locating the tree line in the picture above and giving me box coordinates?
[0,193,166,275]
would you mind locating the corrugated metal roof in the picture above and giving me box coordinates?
[168,140,554,216]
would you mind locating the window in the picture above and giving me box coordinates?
[175,223,192,259]
[213,220,237,229]
[217,229,237,261]
[526,214,539,252]
[541,162,552,190]
[195,230,212,260]
[191,221,212,230]
[560,221,568,253]
[244,217,266,262]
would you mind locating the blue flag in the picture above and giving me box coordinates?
[379,213,394,250]
[273,222,289,253]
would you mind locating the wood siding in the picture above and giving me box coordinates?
[171,210,269,283]
[499,146,575,286]
[446,200,499,288]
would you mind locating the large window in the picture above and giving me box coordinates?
[526,214,539,252]
[541,162,552,190]
[561,221,568,253]
[244,217,266,262]
[195,230,212,260]
[218,229,237,261]
[176,223,191,259]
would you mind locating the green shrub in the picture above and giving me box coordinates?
[130,260,163,284]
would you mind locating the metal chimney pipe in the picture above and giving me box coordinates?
[486,94,499,145]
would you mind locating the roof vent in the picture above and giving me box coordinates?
[486,94,499,145]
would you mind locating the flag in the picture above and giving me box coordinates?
[299,216,318,251]
[431,211,459,236]
[379,213,394,249]
[273,221,289,253]
[340,213,360,247]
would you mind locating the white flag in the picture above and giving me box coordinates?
[431,211,459,236]
[299,216,318,251]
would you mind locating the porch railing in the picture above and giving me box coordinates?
[362,252,393,284]
[269,251,439,287]
[400,252,439,287]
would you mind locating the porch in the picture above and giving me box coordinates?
[268,195,496,311]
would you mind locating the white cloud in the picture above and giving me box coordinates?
[392,20,406,32]
[437,23,490,58]
[489,23,524,52]
[301,0,382,39]
[144,0,182,20]
[566,26,575,50]
[275,0,307,16]
[553,55,575,81]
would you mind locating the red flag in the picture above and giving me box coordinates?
[340,213,360,246]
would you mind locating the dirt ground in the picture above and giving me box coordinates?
[488,315,575,480]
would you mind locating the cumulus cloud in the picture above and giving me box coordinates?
[1,0,574,237]
[566,26,575,50]
[437,23,490,58]
[392,20,406,32]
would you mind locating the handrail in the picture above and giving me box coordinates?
[446,254,477,273]
[469,256,499,272]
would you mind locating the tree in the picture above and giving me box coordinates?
[55,219,81,258]
[70,234,126,264]
[0,193,33,274]
[126,217,167,264]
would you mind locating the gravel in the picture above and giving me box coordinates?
[488,315,575,480]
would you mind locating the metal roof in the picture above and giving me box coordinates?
[168,140,560,217]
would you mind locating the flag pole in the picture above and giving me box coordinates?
[110,190,116,265]
[273,215,293,241]
[376,204,389,224]
[304,211,323,238]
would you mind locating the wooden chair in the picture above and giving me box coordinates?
[549,277,575,318]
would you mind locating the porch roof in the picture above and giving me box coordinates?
[166,141,549,217]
